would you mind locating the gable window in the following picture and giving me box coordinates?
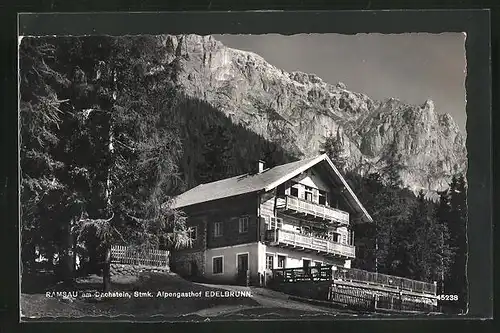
[305,186,313,202]
[188,226,197,241]
[277,255,286,268]
[319,190,328,206]
[214,222,223,237]
[290,182,299,197]
[239,217,249,233]
[212,256,223,274]
[266,254,274,270]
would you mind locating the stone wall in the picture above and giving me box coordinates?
[170,250,205,281]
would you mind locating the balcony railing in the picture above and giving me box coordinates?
[266,228,355,258]
[278,195,350,225]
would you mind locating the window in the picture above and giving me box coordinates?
[277,255,286,268]
[214,222,223,237]
[188,226,197,241]
[266,254,274,270]
[302,226,311,235]
[212,256,223,274]
[330,232,339,242]
[305,186,313,202]
[319,190,327,205]
[239,217,249,233]
[269,217,283,229]
[314,261,322,267]
[290,182,299,197]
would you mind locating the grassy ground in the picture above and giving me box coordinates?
[21,271,259,320]
[21,271,351,320]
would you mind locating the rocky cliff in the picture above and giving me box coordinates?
[155,34,467,194]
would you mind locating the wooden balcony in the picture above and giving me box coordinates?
[277,195,350,225]
[266,229,356,259]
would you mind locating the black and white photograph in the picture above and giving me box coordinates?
[19,17,474,321]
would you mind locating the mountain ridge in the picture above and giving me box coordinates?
[155,34,467,196]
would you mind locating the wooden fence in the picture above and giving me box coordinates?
[111,245,169,268]
[328,285,375,311]
[328,285,438,313]
[333,266,437,295]
[272,266,437,296]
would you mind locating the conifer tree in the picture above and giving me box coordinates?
[446,174,468,313]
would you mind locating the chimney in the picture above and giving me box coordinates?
[258,160,265,173]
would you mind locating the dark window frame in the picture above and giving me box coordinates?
[214,222,223,238]
[277,255,287,268]
[239,216,249,233]
[212,256,223,274]
[266,254,274,270]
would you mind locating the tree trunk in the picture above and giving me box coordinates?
[72,232,77,275]
[103,246,111,292]
[58,217,75,285]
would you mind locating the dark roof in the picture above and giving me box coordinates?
[172,154,372,223]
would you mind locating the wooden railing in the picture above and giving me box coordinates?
[272,266,437,296]
[272,265,334,283]
[111,245,169,268]
[333,267,437,295]
[280,195,350,225]
[266,228,356,258]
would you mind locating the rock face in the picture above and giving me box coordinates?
[156,34,467,193]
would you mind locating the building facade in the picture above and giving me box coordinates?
[170,154,372,286]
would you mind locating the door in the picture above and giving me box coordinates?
[237,253,249,285]
[303,259,311,276]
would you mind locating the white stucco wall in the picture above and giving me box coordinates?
[205,243,260,283]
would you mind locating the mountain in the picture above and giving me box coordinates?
[153,34,467,195]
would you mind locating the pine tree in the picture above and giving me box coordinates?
[20,36,192,291]
[446,174,468,313]
[199,125,232,183]
[435,189,454,293]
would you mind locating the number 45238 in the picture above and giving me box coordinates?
[437,294,459,301]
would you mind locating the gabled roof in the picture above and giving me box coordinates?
[172,154,373,223]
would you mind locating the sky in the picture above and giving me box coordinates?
[213,33,467,133]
